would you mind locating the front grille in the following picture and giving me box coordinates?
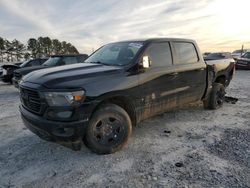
[14,72,22,79]
[20,87,42,114]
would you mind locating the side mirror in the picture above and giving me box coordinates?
[142,56,151,68]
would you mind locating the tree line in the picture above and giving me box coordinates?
[0,36,79,62]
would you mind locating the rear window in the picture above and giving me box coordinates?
[43,57,61,66]
[173,42,199,64]
[63,57,78,65]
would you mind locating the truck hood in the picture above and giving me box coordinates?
[23,63,123,89]
[15,65,47,76]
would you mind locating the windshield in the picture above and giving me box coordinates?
[85,42,144,66]
[43,57,61,66]
[242,52,250,59]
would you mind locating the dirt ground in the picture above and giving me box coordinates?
[0,70,249,188]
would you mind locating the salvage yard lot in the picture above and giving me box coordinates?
[0,70,249,188]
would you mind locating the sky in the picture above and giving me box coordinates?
[0,0,249,54]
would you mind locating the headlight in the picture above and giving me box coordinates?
[44,90,85,106]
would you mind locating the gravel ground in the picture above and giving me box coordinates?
[0,70,249,188]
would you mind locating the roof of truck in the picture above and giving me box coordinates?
[50,54,88,57]
[116,38,196,43]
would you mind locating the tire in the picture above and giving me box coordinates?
[84,103,132,154]
[203,83,225,110]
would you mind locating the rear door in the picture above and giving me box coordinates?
[138,42,178,119]
[171,41,206,105]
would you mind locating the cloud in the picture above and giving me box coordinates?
[0,0,249,53]
[0,0,58,36]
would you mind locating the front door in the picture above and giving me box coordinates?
[138,42,178,120]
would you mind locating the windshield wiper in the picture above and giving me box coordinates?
[90,61,102,64]
[88,61,112,66]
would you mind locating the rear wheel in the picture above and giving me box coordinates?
[84,103,132,154]
[203,83,225,110]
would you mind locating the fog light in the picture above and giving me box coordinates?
[56,111,73,118]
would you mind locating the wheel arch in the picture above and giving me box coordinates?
[90,95,137,127]
[214,75,226,86]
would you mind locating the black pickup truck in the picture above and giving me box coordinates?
[19,38,235,154]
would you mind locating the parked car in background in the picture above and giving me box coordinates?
[235,52,250,70]
[0,61,24,83]
[202,52,211,58]
[13,54,88,88]
[204,52,232,61]
[231,49,249,59]
[0,58,48,83]
[19,38,235,154]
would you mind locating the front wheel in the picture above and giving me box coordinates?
[84,104,132,154]
[203,83,226,110]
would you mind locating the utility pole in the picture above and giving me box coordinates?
[241,45,244,56]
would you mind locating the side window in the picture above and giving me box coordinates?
[25,61,32,67]
[145,42,172,67]
[30,60,41,66]
[63,57,78,65]
[40,59,47,64]
[173,42,199,64]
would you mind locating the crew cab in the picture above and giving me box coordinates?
[0,58,48,83]
[19,38,235,154]
[13,54,88,87]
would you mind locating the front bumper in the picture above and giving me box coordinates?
[20,105,89,142]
